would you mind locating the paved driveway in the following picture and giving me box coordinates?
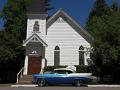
[0,87,120,90]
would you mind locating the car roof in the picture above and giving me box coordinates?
[54,68,75,72]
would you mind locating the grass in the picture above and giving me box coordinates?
[0,84,12,87]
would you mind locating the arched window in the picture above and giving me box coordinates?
[79,46,84,65]
[33,21,39,32]
[54,46,60,67]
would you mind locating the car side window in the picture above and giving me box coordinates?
[53,70,73,74]
[67,70,72,74]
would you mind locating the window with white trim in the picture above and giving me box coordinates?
[54,46,60,67]
[79,46,84,65]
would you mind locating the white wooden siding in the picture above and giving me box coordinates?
[26,17,46,41]
[46,18,90,66]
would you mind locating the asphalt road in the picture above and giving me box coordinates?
[0,87,120,90]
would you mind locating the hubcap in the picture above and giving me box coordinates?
[76,80,82,86]
[38,79,45,87]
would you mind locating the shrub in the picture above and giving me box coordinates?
[44,65,67,72]
[75,65,98,76]
[75,65,88,73]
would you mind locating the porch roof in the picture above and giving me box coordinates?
[23,33,48,47]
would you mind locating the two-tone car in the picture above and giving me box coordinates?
[32,68,96,87]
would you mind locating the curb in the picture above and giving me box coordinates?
[11,84,120,87]
[11,85,37,87]
[88,85,120,87]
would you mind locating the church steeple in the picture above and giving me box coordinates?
[28,0,46,14]
[26,0,47,41]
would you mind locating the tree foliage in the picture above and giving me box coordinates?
[0,0,30,41]
[87,0,120,83]
[45,0,53,12]
[111,0,119,11]
[88,0,109,20]
[0,31,25,83]
[0,0,52,83]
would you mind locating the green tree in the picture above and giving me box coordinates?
[86,0,120,83]
[0,31,25,83]
[111,0,119,11]
[1,0,52,41]
[0,0,53,83]
[45,0,53,12]
[86,0,110,33]
[1,0,30,41]
[0,0,30,83]
[88,0,109,19]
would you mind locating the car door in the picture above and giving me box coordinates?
[51,74,73,84]
[60,74,74,84]
[46,74,66,84]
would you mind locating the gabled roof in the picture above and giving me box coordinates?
[28,0,46,14]
[23,33,48,47]
[47,8,94,44]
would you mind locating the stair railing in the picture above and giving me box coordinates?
[16,67,24,84]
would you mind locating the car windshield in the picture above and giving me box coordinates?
[44,71,52,74]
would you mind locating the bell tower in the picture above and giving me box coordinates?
[23,0,47,75]
[26,0,47,41]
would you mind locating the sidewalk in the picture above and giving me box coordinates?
[88,85,120,87]
[11,84,37,87]
[11,84,120,87]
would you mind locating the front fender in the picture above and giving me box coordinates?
[37,77,45,83]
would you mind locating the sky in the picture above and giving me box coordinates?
[0,0,120,29]
[0,0,7,29]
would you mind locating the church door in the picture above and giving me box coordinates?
[28,56,42,75]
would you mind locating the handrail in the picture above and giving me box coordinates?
[16,67,24,84]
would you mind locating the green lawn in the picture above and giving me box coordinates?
[0,84,12,87]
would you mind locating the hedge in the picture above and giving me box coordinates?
[44,65,67,72]
[75,65,97,75]
[43,65,97,75]
[75,65,88,73]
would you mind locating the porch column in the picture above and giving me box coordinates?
[23,55,28,75]
[40,58,46,73]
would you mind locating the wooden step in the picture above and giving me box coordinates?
[18,81,33,84]
[18,75,33,84]
[22,75,33,78]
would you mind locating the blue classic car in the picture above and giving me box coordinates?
[32,68,94,87]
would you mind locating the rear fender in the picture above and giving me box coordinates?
[74,78,86,83]
[74,78,83,81]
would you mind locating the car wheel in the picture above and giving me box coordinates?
[75,80,83,87]
[38,79,46,87]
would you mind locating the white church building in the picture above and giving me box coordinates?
[23,0,93,75]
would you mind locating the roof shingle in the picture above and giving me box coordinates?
[28,0,46,14]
